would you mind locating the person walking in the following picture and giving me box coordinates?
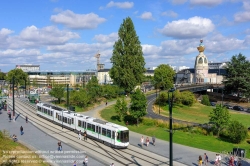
[152,135,156,146]
[20,126,23,135]
[106,101,108,106]
[73,160,76,166]
[58,141,62,151]
[25,116,28,123]
[83,130,87,141]
[83,156,88,166]
[78,130,82,140]
[204,153,208,165]
[140,136,144,148]
[110,163,114,166]
[218,154,221,166]
[146,137,149,147]
[198,155,202,166]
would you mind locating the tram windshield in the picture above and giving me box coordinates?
[120,130,129,143]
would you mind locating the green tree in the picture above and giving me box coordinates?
[129,88,147,126]
[32,78,38,88]
[49,84,64,104]
[86,76,102,102]
[110,17,146,94]
[5,69,28,87]
[224,53,250,97]
[154,64,175,90]
[102,85,120,99]
[201,95,210,106]
[0,72,6,80]
[227,120,248,143]
[180,91,195,106]
[209,105,230,136]
[69,89,89,108]
[114,97,128,121]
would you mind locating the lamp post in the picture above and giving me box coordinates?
[221,89,224,106]
[168,88,175,166]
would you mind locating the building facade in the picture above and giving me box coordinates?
[16,65,40,72]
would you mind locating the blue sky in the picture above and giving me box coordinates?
[1,0,250,72]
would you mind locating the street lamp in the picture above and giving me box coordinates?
[221,89,224,106]
[168,88,175,166]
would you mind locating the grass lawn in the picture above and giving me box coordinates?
[101,105,250,159]
[157,102,250,127]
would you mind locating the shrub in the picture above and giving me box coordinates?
[201,95,210,106]
[180,91,195,106]
[227,120,248,143]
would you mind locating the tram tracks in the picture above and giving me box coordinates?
[9,98,170,166]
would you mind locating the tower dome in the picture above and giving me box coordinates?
[194,39,208,83]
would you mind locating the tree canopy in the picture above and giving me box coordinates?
[224,53,250,97]
[49,84,64,104]
[0,72,6,80]
[209,105,230,136]
[129,88,147,126]
[109,17,146,94]
[5,69,28,87]
[154,64,175,90]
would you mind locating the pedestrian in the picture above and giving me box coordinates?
[8,113,11,121]
[204,153,208,165]
[20,126,23,135]
[83,156,88,166]
[25,116,28,123]
[218,154,221,166]
[229,155,234,166]
[110,163,114,166]
[126,121,128,126]
[198,155,202,166]
[214,154,219,166]
[73,160,76,166]
[83,130,87,141]
[106,101,108,106]
[78,130,82,140]
[140,136,144,148]
[146,137,149,147]
[152,135,155,146]
[58,141,62,151]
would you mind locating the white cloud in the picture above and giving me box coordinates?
[0,28,13,36]
[171,0,187,5]
[7,25,79,49]
[159,16,215,39]
[51,10,106,29]
[161,11,178,18]
[93,32,118,43]
[106,1,134,9]
[243,1,250,10]
[139,12,154,20]
[234,11,250,22]
[190,0,223,7]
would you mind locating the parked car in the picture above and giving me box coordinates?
[232,105,244,111]
[246,108,250,113]
[210,102,216,106]
[223,104,233,109]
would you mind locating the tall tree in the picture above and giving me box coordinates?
[209,105,230,137]
[49,84,64,104]
[86,76,102,102]
[224,53,250,97]
[154,64,175,90]
[110,17,146,94]
[5,69,28,87]
[115,97,128,121]
[0,72,6,80]
[129,88,147,126]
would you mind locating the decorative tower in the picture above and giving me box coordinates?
[194,39,208,83]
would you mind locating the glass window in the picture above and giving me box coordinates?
[56,113,58,118]
[120,130,129,143]
[198,57,203,64]
[83,122,86,128]
[38,106,41,111]
[96,126,99,133]
[102,128,106,136]
[72,118,74,124]
[78,120,81,127]
[87,123,91,130]
[91,124,95,132]
[107,130,111,138]
[98,127,101,134]
[112,131,115,139]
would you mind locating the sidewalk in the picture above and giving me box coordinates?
[83,101,250,166]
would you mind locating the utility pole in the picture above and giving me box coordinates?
[12,76,15,120]
[168,88,175,166]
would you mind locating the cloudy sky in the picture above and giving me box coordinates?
[1,0,250,72]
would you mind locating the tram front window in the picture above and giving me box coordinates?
[120,130,129,143]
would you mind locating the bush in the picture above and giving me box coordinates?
[180,91,195,106]
[201,95,210,106]
[227,120,248,143]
